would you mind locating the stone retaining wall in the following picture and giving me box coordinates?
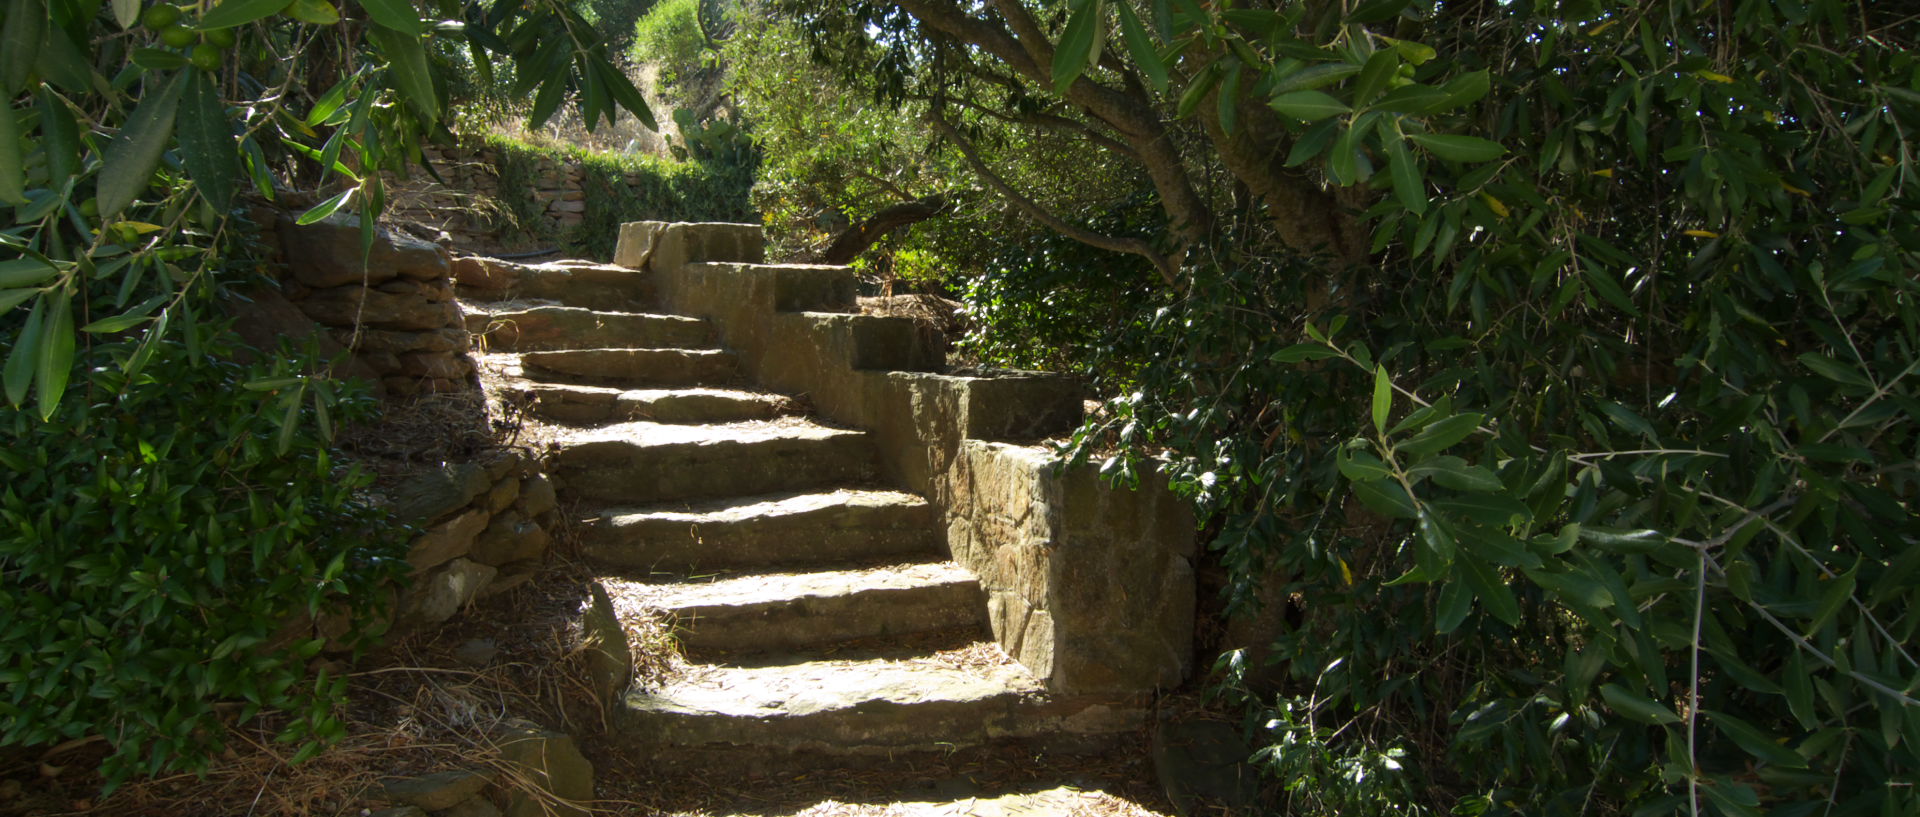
[259,212,477,397]
[386,145,674,253]
[239,212,564,634]
[386,452,561,631]
[614,221,1198,695]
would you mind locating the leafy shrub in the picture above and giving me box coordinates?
[628,0,713,103]
[956,199,1164,374]
[1067,2,1920,809]
[485,134,756,258]
[0,275,404,788]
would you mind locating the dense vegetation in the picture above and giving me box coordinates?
[3,1,1915,812]
[753,1,1920,814]
[0,0,650,788]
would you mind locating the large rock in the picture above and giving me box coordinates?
[517,473,558,519]
[469,511,550,566]
[398,351,472,379]
[452,256,518,290]
[404,559,497,626]
[581,581,630,706]
[496,720,593,817]
[279,212,449,288]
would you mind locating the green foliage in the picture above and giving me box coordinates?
[955,196,1162,373]
[0,265,404,789]
[485,134,754,258]
[0,0,658,786]
[629,0,714,104]
[1043,2,1920,814]
[580,0,659,54]
[665,106,752,164]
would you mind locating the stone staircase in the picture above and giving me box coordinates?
[454,245,1159,772]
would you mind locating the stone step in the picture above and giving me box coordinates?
[580,488,941,572]
[468,306,713,352]
[645,562,985,655]
[522,383,789,425]
[618,654,1145,756]
[455,258,658,310]
[550,420,878,504]
[521,348,739,387]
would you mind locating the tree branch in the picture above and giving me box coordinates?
[896,0,1214,249]
[924,93,1140,161]
[928,113,1178,286]
[814,194,952,266]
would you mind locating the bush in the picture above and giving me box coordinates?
[484,134,756,259]
[0,274,404,788]
[628,0,713,103]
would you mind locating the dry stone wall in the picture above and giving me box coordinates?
[237,210,572,634]
[385,145,666,253]
[386,453,561,631]
[265,212,476,397]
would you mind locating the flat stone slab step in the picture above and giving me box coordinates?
[521,383,790,425]
[455,258,658,310]
[643,562,987,655]
[580,488,942,572]
[619,654,1145,755]
[550,420,878,504]
[522,348,739,387]
[468,306,713,352]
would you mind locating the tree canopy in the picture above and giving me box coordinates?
[757,1,1920,814]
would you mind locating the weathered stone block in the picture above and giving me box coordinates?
[405,559,497,625]
[406,508,490,573]
[946,441,1195,695]
[613,221,763,273]
[487,476,522,513]
[479,561,539,597]
[471,511,550,566]
[517,473,558,518]
[339,327,468,355]
[279,213,448,288]
[582,581,630,706]
[399,351,471,379]
[453,256,516,290]
[496,720,592,817]
[296,285,458,331]
[390,462,491,524]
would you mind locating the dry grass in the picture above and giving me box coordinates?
[335,386,511,476]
